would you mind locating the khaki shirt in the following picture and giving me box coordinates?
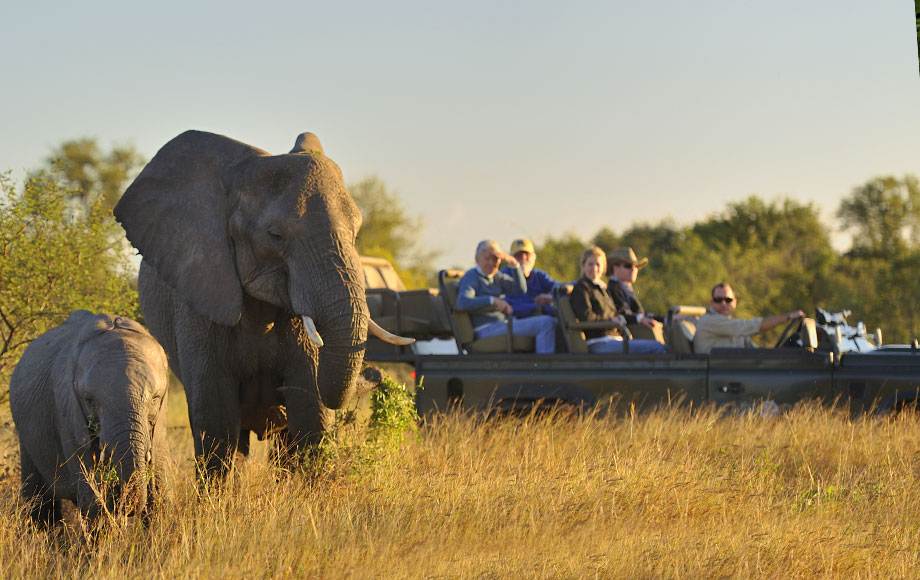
[692,310,763,354]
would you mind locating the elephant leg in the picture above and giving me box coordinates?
[268,429,295,470]
[237,429,251,458]
[177,343,242,477]
[182,375,241,477]
[188,387,242,478]
[147,423,172,517]
[191,413,241,477]
[19,447,60,527]
[170,303,245,478]
[280,385,334,451]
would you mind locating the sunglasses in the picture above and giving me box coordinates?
[615,263,638,269]
[712,297,734,304]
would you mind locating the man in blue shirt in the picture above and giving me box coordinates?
[500,238,560,319]
[456,240,556,353]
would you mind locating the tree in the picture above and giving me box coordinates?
[0,170,139,400]
[348,176,437,288]
[688,196,837,314]
[535,232,587,282]
[836,175,920,258]
[611,219,684,259]
[39,138,145,212]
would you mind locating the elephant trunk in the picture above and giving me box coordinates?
[99,422,150,514]
[316,329,366,409]
[294,253,368,410]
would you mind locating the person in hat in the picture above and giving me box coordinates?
[692,282,805,354]
[570,246,668,354]
[608,247,664,336]
[500,238,561,319]
[455,240,557,353]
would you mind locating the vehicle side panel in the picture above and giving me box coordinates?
[707,348,834,407]
[415,354,708,414]
[834,351,920,413]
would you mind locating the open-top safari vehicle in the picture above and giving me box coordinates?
[361,258,920,415]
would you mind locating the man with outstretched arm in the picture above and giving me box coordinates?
[693,282,805,354]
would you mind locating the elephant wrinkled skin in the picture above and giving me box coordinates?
[9,311,170,526]
[114,130,410,475]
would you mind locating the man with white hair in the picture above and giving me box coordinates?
[455,240,557,353]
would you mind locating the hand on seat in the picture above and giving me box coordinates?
[493,297,513,316]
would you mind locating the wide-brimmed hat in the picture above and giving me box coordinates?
[510,238,535,254]
[608,247,648,269]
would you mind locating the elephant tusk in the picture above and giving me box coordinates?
[301,316,324,347]
[369,319,416,346]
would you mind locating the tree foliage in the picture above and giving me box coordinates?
[349,176,438,288]
[39,138,145,212]
[534,232,588,282]
[0,171,139,399]
[836,175,920,258]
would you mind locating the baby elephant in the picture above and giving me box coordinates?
[10,310,170,526]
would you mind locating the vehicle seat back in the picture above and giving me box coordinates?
[666,306,707,354]
[554,286,589,353]
[438,269,534,353]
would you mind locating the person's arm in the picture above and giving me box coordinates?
[500,265,527,297]
[455,272,494,311]
[608,281,630,314]
[759,310,805,332]
[532,270,557,305]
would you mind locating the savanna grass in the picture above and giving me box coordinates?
[2,389,920,579]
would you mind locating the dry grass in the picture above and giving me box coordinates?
[2,390,920,579]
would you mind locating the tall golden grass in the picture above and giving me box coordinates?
[2,389,919,579]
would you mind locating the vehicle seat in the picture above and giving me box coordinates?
[627,322,665,344]
[438,269,535,354]
[366,287,453,339]
[665,306,707,354]
[362,256,453,344]
[553,286,631,353]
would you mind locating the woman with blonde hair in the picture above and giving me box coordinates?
[569,246,667,354]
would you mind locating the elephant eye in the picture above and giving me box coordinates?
[267,228,284,243]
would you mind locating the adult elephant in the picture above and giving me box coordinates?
[114,130,412,475]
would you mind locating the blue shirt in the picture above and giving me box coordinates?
[456,266,527,329]
[500,267,559,318]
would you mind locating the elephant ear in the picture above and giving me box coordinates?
[115,130,269,326]
[51,313,100,455]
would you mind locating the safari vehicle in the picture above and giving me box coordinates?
[361,258,920,415]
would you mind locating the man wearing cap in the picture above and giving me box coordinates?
[455,240,557,354]
[500,238,560,319]
[608,247,664,340]
[693,282,805,354]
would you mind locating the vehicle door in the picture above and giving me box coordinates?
[834,349,920,414]
[707,348,835,409]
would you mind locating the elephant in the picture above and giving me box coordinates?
[113,130,412,475]
[9,310,171,526]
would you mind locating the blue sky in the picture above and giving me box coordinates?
[2,1,918,268]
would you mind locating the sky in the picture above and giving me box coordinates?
[2,1,918,269]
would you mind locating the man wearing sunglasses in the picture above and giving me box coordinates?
[693,283,805,354]
[608,247,665,341]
